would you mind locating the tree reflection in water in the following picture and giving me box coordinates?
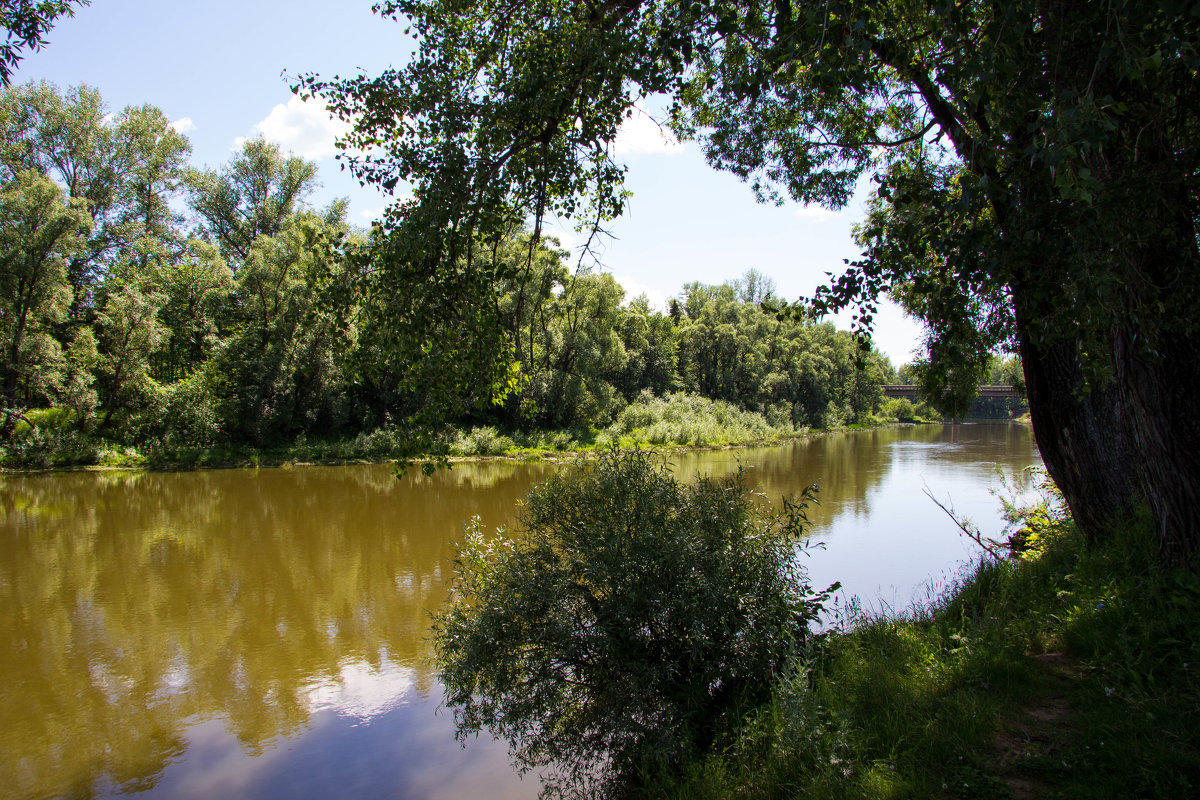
[0,461,552,799]
[0,424,1038,799]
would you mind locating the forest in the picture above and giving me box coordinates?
[0,81,1028,469]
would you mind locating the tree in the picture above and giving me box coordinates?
[434,448,827,793]
[667,277,886,425]
[0,1,88,86]
[186,137,320,269]
[302,1,1200,568]
[733,266,776,306]
[214,211,354,443]
[112,103,193,265]
[344,225,532,443]
[149,239,232,381]
[614,294,679,400]
[93,280,163,430]
[528,270,629,427]
[1,82,193,315]
[0,168,90,432]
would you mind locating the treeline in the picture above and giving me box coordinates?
[1,83,901,465]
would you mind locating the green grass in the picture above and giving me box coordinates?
[437,393,800,459]
[1,393,796,469]
[597,391,797,448]
[662,504,1200,799]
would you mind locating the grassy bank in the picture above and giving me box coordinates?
[0,392,809,470]
[663,499,1200,798]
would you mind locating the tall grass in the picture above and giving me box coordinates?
[440,393,796,458]
[2,392,801,468]
[661,501,1200,799]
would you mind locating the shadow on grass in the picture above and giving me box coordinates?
[663,510,1200,799]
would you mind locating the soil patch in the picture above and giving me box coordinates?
[990,652,1083,799]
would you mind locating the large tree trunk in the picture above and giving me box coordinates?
[1005,0,1200,569]
[1017,275,1200,570]
[1110,187,1200,569]
[1014,204,1200,568]
[1120,331,1200,568]
[1102,100,1200,569]
[1015,315,1142,540]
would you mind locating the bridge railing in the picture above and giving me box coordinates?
[881,384,1022,399]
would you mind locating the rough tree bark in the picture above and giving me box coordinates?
[1013,307,1143,541]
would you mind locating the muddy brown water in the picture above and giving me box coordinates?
[0,423,1039,799]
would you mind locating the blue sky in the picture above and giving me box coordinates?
[17,0,924,365]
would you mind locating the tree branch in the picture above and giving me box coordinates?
[923,485,1004,561]
[1,408,37,431]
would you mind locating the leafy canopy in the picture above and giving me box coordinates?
[302,1,1186,392]
[302,1,1200,562]
[301,0,1199,374]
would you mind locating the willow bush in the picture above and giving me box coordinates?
[601,391,783,447]
[434,448,834,795]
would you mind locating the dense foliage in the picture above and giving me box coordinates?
[0,82,902,467]
[434,448,832,794]
[302,0,1200,567]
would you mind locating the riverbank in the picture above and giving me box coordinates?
[0,424,809,472]
[2,389,1028,473]
[0,430,810,473]
[0,393,834,472]
[661,498,1200,798]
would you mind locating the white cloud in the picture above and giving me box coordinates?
[794,204,842,222]
[611,273,669,311]
[541,225,583,252]
[170,117,195,134]
[241,95,353,160]
[303,658,415,722]
[613,106,684,156]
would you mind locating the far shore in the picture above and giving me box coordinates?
[1,418,1031,476]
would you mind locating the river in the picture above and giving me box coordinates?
[0,423,1040,799]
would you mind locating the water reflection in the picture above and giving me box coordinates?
[302,657,415,722]
[795,424,1043,611]
[0,461,553,800]
[0,424,1038,799]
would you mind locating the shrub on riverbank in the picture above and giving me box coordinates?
[599,391,791,447]
[878,397,943,424]
[0,423,101,468]
[660,495,1200,798]
[438,393,795,458]
[0,391,864,469]
[433,449,834,796]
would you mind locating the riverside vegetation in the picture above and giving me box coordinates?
[661,478,1200,798]
[1,82,1030,471]
[0,84,887,469]
[436,452,1200,798]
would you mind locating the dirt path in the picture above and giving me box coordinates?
[990,653,1084,799]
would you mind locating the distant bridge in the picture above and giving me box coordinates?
[881,384,1022,399]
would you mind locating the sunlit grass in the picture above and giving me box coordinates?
[598,391,796,447]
